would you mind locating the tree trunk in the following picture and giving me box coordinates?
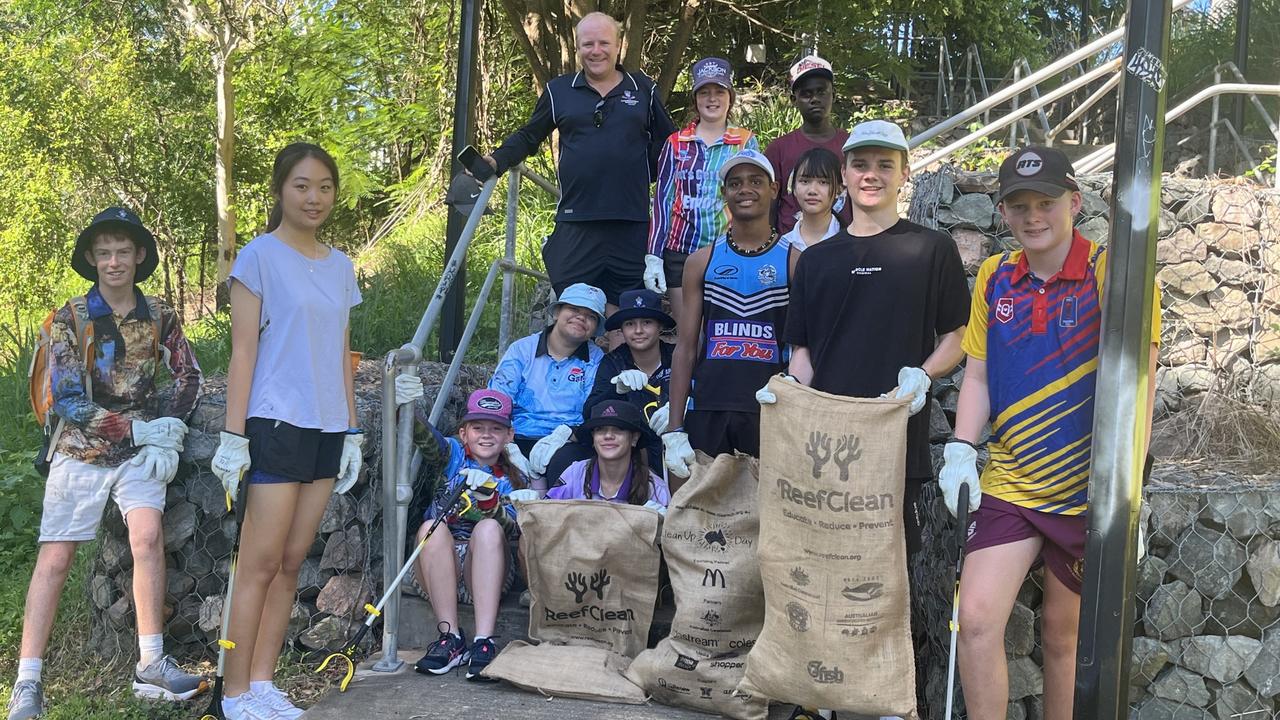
[619,0,647,71]
[214,53,236,310]
[656,0,698,102]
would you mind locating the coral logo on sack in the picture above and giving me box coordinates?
[995,297,1015,324]
[807,661,845,684]
[787,602,810,632]
[545,568,635,623]
[804,431,862,481]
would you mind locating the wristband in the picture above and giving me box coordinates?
[346,428,364,435]
[665,426,685,435]
[951,437,981,449]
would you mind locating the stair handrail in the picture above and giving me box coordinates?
[1208,62,1279,173]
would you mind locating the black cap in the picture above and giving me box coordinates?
[577,399,654,440]
[445,173,493,217]
[71,207,159,283]
[605,289,675,331]
[996,146,1080,203]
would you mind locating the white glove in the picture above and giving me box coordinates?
[648,403,670,434]
[460,468,497,490]
[939,441,982,518]
[612,369,649,394]
[211,431,251,502]
[508,488,540,503]
[529,424,572,475]
[755,374,797,405]
[642,499,667,516]
[335,432,364,494]
[643,254,667,294]
[662,431,695,478]
[889,366,931,416]
[131,445,179,485]
[505,443,533,477]
[132,417,187,451]
[394,374,424,405]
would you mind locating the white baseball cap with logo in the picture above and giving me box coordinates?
[841,119,910,154]
[718,148,776,183]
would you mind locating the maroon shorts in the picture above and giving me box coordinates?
[965,494,1087,594]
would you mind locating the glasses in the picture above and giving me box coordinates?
[593,98,606,128]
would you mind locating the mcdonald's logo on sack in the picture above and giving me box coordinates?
[702,568,726,588]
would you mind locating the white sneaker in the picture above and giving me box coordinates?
[254,684,304,719]
[223,691,290,720]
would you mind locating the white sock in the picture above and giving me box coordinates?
[473,635,487,643]
[250,680,275,696]
[17,658,42,684]
[137,633,164,667]
[818,711,833,720]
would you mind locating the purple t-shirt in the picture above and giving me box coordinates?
[547,459,671,507]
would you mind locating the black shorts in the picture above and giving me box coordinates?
[245,417,344,484]
[663,251,690,289]
[542,220,646,305]
[685,409,760,458]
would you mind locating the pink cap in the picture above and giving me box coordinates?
[461,389,513,427]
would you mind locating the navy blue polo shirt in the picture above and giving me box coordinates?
[491,67,676,224]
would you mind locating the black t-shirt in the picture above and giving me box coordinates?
[783,219,969,478]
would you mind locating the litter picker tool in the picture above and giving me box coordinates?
[199,481,250,720]
[943,482,972,719]
[317,480,475,691]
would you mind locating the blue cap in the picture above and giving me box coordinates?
[718,148,776,183]
[550,283,607,336]
[692,57,733,92]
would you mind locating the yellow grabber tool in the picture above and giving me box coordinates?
[199,480,250,720]
[316,480,476,691]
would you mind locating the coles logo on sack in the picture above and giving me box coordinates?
[995,297,1015,324]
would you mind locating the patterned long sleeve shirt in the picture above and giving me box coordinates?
[414,413,520,542]
[50,285,203,466]
[648,122,759,256]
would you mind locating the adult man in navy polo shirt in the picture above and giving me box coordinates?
[488,283,606,493]
[483,12,676,318]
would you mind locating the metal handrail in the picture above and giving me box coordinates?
[1209,62,1279,172]
[908,0,1195,150]
[1075,83,1280,187]
[1046,73,1121,144]
[374,162,558,670]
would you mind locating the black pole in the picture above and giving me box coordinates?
[439,0,482,362]
[1073,0,1168,716]
[1231,0,1251,139]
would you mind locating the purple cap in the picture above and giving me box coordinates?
[461,389,513,427]
[692,57,733,92]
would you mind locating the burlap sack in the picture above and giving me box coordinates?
[481,640,647,704]
[626,453,768,720]
[519,499,662,658]
[738,377,918,718]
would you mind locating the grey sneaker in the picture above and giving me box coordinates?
[132,655,207,701]
[6,680,43,720]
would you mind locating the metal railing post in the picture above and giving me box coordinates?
[499,169,521,357]
[373,350,413,672]
[1210,67,1222,172]
[1009,64,1023,148]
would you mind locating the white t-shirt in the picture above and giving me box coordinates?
[229,233,362,432]
[780,215,842,252]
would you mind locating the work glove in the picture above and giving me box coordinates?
[939,441,982,518]
[530,424,573,476]
[755,374,797,405]
[508,488,540,503]
[211,431,251,502]
[335,432,364,494]
[131,445,179,485]
[612,369,649,394]
[132,417,187,451]
[642,499,667,516]
[662,431,695,479]
[505,443,533,477]
[648,403,670,434]
[643,254,667,294]
[886,366,931,417]
[459,468,497,490]
[394,374,424,405]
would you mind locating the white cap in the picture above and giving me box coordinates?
[842,120,910,153]
[717,149,776,182]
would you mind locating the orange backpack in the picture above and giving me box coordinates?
[28,297,161,462]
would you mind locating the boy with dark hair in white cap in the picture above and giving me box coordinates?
[664,149,798,477]
[765,55,852,235]
[762,120,969,720]
[9,208,205,720]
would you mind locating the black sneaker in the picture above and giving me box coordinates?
[787,708,836,720]
[466,637,499,681]
[415,622,469,675]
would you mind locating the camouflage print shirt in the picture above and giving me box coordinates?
[50,285,203,467]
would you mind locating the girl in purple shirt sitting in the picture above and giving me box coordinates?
[547,400,670,510]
